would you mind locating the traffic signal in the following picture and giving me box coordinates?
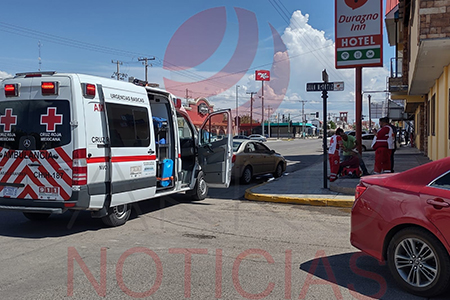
[316,112,319,118]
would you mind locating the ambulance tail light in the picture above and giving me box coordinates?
[4,84,18,97]
[41,82,59,95]
[72,148,87,186]
[82,83,96,98]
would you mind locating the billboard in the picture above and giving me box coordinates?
[335,0,383,68]
[255,70,270,81]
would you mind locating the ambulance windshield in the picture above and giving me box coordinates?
[0,100,71,150]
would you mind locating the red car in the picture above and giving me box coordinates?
[351,156,450,297]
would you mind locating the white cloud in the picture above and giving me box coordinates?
[277,10,389,123]
[0,71,13,80]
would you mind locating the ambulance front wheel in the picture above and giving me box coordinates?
[23,212,51,221]
[187,171,208,201]
[101,204,131,227]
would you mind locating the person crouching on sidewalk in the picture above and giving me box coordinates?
[328,128,343,182]
[372,117,395,174]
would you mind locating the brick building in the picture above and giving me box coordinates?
[387,0,450,160]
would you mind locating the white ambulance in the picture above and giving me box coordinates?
[0,72,232,226]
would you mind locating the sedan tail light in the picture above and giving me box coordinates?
[355,183,367,200]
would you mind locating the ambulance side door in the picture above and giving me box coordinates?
[103,89,157,207]
[197,109,232,188]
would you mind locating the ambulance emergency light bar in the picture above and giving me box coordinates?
[82,83,96,98]
[4,84,18,97]
[41,82,59,95]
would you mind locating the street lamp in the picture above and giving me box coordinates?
[236,85,240,134]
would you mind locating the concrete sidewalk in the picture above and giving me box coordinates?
[244,146,431,208]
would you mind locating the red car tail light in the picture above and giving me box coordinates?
[355,183,367,200]
[232,154,236,163]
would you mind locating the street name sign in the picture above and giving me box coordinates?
[306,82,344,92]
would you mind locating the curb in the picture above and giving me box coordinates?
[329,182,356,195]
[244,182,355,208]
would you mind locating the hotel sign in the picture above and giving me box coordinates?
[335,0,383,68]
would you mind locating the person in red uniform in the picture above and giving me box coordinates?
[328,128,343,181]
[372,117,395,173]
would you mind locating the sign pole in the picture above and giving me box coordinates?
[355,67,363,154]
[322,89,328,189]
[261,81,264,136]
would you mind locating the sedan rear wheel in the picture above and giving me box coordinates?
[387,227,450,297]
[240,166,253,184]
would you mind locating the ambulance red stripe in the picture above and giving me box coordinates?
[55,147,72,168]
[87,157,109,163]
[36,152,72,187]
[35,166,70,200]
[18,185,38,199]
[0,152,27,188]
[110,155,157,163]
[87,155,157,163]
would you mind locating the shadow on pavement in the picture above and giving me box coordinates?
[0,193,194,239]
[299,251,450,299]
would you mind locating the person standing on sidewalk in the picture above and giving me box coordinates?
[389,121,397,172]
[328,128,343,181]
[372,117,395,173]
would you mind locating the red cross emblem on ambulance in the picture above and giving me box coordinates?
[0,108,17,132]
[41,107,63,132]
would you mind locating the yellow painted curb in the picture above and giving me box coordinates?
[244,183,355,208]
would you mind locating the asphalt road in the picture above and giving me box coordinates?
[0,138,448,299]
[209,138,324,200]
[0,196,444,299]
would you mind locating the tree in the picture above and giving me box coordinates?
[328,120,336,129]
[239,114,258,124]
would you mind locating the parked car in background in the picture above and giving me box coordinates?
[351,156,450,297]
[345,130,368,136]
[233,135,249,139]
[232,139,286,184]
[361,133,375,151]
[248,134,267,142]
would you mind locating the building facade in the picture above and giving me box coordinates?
[386,0,450,160]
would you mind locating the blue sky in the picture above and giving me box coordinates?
[0,0,393,123]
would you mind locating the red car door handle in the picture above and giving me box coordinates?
[427,199,450,208]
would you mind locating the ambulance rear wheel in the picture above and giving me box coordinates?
[23,212,51,221]
[187,171,208,201]
[102,204,131,227]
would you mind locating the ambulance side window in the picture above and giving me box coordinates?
[107,104,150,147]
[177,115,193,139]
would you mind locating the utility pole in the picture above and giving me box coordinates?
[38,41,42,71]
[277,112,280,139]
[299,100,307,138]
[138,57,155,82]
[247,92,257,135]
[185,89,191,105]
[111,60,127,80]
[267,106,272,138]
[236,85,240,135]
[368,94,372,131]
